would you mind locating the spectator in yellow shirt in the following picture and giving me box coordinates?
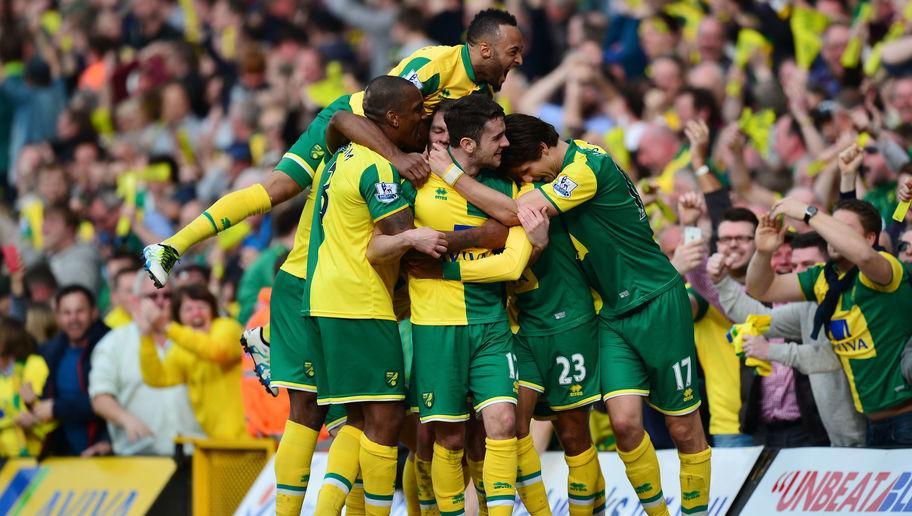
[0,316,54,457]
[136,284,247,440]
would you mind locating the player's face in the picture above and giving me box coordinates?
[473,117,509,168]
[507,144,559,183]
[397,88,428,153]
[486,26,523,89]
[428,110,449,148]
[717,221,757,272]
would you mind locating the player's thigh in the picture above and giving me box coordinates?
[316,317,405,404]
[270,271,318,392]
[599,318,649,401]
[412,324,471,422]
[514,333,545,397]
[621,285,702,416]
[540,320,601,413]
[469,321,519,413]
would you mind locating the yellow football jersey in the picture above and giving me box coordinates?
[404,172,532,326]
[349,45,492,116]
[303,144,410,321]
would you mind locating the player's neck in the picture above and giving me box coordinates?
[553,140,570,171]
[449,147,481,177]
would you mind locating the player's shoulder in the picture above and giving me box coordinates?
[397,45,461,66]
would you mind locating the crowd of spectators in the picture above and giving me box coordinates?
[1,0,912,458]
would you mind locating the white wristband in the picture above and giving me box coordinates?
[442,164,464,186]
[695,165,710,177]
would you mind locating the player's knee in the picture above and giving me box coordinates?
[665,413,705,451]
[417,423,435,460]
[288,390,324,430]
[435,423,466,451]
[483,404,516,440]
[609,412,644,444]
[556,420,590,456]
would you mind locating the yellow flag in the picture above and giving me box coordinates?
[738,108,776,158]
[306,61,350,108]
[664,0,705,41]
[178,0,200,44]
[734,29,772,69]
[841,3,871,68]
[603,128,630,172]
[791,6,830,69]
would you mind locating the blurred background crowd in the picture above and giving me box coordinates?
[0,0,911,458]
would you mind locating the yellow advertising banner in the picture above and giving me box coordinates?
[9,457,175,516]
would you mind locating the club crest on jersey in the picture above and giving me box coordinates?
[552,176,578,198]
[404,70,423,90]
[374,182,399,203]
[385,371,399,387]
[309,144,325,161]
[304,362,315,378]
[422,392,434,408]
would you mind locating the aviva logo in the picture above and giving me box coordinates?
[828,317,876,357]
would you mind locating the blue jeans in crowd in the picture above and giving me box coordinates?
[867,411,912,447]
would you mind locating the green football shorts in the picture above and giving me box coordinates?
[307,316,406,406]
[515,317,601,413]
[412,320,518,423]
[599,282,702,416]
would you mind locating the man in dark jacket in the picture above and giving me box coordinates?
[36,285,111,456]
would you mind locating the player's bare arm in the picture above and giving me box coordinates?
[263,171,305,206]
[367,208,447,264]
[442,218,509,252]
[428,143,520,226]
[328,111,430,185]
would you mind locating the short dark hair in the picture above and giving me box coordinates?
[833,199,882,237]
[363,75,419,124]
[172,284,219,323]
[721,207,759,229]
[0,316,36,361]
[466,9,518,45]
[435,98,458,117]
[444,94,504,146]
[55,284,96,309]
[500,114,559,172]
[791,231,828,257]
[44,203,80,231]
[23,264,57,297]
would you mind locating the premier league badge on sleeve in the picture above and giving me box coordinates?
[375,182,400,203]
[552,175,578,198]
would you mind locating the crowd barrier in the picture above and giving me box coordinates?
[0,445,908,515]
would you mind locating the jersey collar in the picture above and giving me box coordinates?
[447,146,467,173]
[560,139,577,170]
[461,44,478,83]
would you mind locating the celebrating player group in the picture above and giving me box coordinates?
[142,9,711,516]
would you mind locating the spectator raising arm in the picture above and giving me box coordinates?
[746,214,803,302]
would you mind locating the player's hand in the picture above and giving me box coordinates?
[405,256,443,280]
[838,143,863,178]
[770,197,809,222]
[122,413,154,442]
[428,143,455,178]
[754,214,787,255]
[671,238,706,276]
[518,206,550,250]
[684,119,711,168]
[407,227,448,258]
[392,152,430,188]
[707,252,734,284]
[743,334,770,361]
[898,174,912,203]
[677,191,706,226]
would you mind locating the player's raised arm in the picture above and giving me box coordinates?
[745,214,804,302]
